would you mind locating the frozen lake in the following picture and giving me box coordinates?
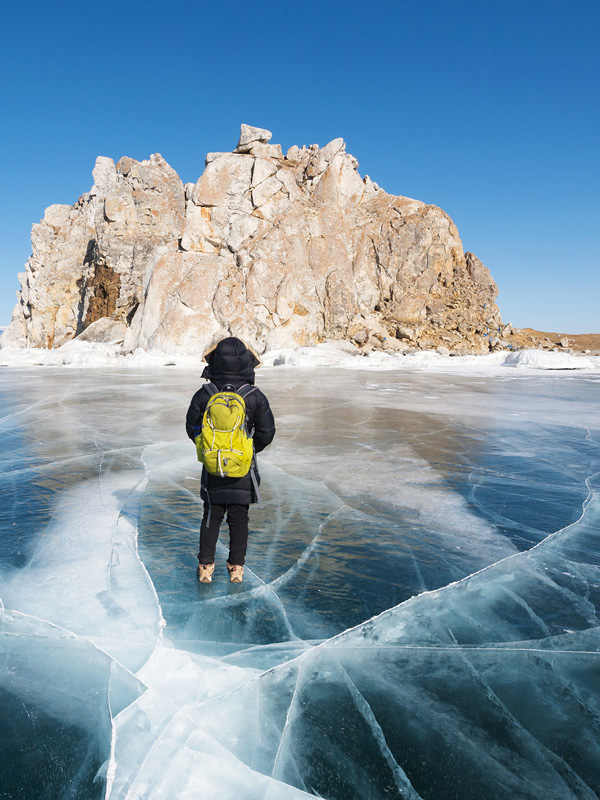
[1,366,599,799]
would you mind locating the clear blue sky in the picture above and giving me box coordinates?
[1,0,598,333]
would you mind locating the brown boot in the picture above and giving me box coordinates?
[227,562,244,583]
[197,563,215,583]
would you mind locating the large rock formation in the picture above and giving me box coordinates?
[2,124,503,355]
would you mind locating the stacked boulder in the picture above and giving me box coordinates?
[2,124,503,355]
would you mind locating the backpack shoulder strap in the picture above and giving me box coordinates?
[237,384,258,399]
[204,382,219,397]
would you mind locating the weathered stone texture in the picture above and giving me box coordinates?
[2,125,503,355]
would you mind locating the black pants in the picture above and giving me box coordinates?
[198,502,249,566]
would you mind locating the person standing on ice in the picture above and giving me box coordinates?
[185,337,276,584]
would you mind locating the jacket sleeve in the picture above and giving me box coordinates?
[185,388,206,441]
[252,391,276,452]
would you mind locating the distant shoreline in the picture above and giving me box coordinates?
[517,329,600,354]
[1,325,599,356]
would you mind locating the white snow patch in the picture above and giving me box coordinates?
[262,344,600,373]
[503,349,597,370]
[0,341,201,368]
[1,339,599,374]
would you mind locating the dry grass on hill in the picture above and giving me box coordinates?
[513,328,600,355]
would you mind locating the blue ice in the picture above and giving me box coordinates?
[0,367,599,799]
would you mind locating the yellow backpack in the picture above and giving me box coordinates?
[195,383,256,477]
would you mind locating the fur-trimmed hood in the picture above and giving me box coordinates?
[201,337,261,385]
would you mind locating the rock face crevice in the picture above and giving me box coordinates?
[2,124,503,355]
[81,261,121,332]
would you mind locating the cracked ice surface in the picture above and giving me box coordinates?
[0,367,599,799]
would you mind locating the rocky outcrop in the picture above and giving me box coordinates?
[2,126,503,355]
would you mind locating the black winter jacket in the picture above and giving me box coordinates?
[185,338,276,505]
